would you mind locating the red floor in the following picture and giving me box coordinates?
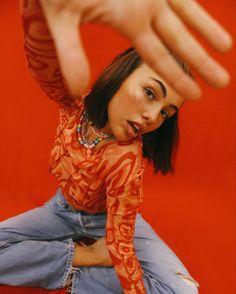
[0,286,65,294]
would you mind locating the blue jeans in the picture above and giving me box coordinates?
[0,189,199,293]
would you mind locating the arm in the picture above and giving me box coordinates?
[105,146,146,293]
[106,193,145,294]
[21,0,81,109]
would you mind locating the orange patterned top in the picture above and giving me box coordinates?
[22,1,146,293]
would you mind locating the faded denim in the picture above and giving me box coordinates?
[0,188,199,293]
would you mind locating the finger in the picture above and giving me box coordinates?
[43,11,90,96]
[168,0,233,53]
[133,29,202,100]
[154,9,230,89]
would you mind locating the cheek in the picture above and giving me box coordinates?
[109,92,138,118]
[108,84,145,126]
[107,99,125,134]
[122,82,143,104]
[129,88,144,103]
[108,98,122,121]
[144,118,163,134]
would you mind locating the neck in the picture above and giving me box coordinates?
[91,121,113,137]
[99,125,113,136]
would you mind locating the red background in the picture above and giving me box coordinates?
[0,1,235,293]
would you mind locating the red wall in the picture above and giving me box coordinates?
[0,1,235,293]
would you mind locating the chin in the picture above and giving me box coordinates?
[112,127,129,142]
[114,130,135,142]
[114,133,128,142]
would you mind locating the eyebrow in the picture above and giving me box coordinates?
[150,77,179,112]
[150,77,167,98]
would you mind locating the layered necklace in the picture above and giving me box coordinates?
[77,110,112,150]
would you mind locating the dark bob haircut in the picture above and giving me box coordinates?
[84,48,192,174]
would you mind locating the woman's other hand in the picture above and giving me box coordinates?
[39,0,232,100]
[73,237,113,267]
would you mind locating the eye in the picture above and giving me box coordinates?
[144,88,155,100]
[160,109,169,120]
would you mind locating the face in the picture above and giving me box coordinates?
[103,63,185,141]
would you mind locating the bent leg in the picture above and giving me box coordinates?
[133,213,199,294]
[0,189,84,289]
[69,266,181,294]
[0,238,74,289]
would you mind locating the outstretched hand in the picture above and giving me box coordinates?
[39,0,232,100]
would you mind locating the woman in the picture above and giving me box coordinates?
[0,0,199,293]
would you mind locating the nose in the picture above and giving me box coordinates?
[141,107,160,125]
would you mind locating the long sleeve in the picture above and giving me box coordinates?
[21,0,81,109]
[104,142,147,294]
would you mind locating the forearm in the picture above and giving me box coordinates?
[107,242,146,294]
[21,0,80,108]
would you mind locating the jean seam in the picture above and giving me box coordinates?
[60,238,75,288]
[71,269,82,294]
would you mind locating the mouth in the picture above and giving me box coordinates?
[127,120,142,136]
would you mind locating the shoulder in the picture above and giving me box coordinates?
[103,137,143,166]
[102,138,144,182]
[105,137,143,156]
[104,138,145,198]
[57,100,84,130]
[58,99,83,118]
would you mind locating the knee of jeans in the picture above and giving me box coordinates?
[143,271,199,294]
[0,239,10,249]
[0,228,11,249]
[174,272,200,294]
[0,231,5,248]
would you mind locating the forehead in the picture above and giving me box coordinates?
[133,63,157,76]
[131,63,186,107]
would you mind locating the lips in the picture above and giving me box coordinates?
[127,120,143,136]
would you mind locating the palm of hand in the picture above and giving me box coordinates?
[39,0,232,100]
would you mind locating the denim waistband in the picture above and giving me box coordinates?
[78,210,106,216]
[56,188,107,216]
